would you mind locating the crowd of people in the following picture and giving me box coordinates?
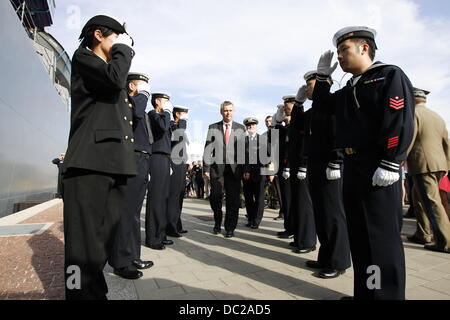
[58,14,450,301]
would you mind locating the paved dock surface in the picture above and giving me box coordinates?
[1,198,449,300]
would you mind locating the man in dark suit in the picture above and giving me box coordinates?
[243,117,267,229]
[203,101,246,238]
[61,15,136,300]
[109,72,154,280]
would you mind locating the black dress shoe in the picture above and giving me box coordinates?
[146,243,166,250]
[245,222,252,228]
[289,242,298,248]
[294,246,316,254]
[213,227,221,235]
[277,230,287,236]
[166,232,183,238]
[424,244,450,254]
[179,230,188,234]
[319,268,346,279]
[225,231,234,238]
[132,259,154,270]
[113,267,143,280]
[251,224,259,229]
[306,260,324,269]
[407,235,432,245]
[162,239,174,245]
[273,215,284,221]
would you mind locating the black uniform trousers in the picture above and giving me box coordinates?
[243,177,265,227]
[62,168,128,300]
[277,172,292,234]
[146,154,170,246]
[109,152,150,269]
[289,167,316,249]
[167,162,187,234]
[210,165,241,232]
[308,159,351,270]
[343,153,405,300]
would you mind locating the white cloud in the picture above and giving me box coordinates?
[50,0,450,133]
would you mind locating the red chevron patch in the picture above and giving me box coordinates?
[388,136,399,149]
[389,97,404,110]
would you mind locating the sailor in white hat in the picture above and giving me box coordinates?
[298,69,351,279]
[313,26,415,300]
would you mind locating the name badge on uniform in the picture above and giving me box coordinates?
[363,77,385,85]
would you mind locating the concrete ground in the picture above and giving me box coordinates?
[1,198,449,300]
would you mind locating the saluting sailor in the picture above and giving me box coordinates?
[301,70,351,278]
[109,72,154,280]
[284,93,316,254]
[145,93,174,250]
[62,15,136,300]
[312,26,415,299]
[273,102,293,239]
[166,105,190,237]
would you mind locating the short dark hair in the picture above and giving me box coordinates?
[265,115,272,121]
[151,96,158,108]
[220,101,234,111]
[80,25,114,49]
[352,38,376,61]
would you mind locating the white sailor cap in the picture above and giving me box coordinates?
[151,93,171,100]
[413,87,430,99]
[127,72,150,82]
[282,95,296,103]
[333,26,377,49]
[304,70,318,82]
[173,105,189,113]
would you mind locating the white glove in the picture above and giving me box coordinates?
[274,104,285,124]
[137,82,150,95]
[372,167,400,187]
[163,100,173,113]
[317,50,338,77]
[282,168,290,180]
[297,168,307,180]
[179,113,189,121]
[326,168,341,180]
[296,85,307,104]
[113,33,133,48]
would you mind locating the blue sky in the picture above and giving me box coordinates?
[47,0,450,158]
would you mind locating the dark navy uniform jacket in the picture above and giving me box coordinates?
[313,62,415,173]
[148,110,171,155]
[63,44,136,176]
[305,100,344,166]
[170,119,188,163]
[130,93,151,154]
[287,104,309,170]
[274,123,289,174]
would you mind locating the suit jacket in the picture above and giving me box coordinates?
[407,103,450,175]
[62,44,137,176]
[203,121,246,179]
